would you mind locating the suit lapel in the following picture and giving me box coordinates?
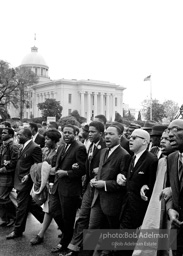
[19,141,32,158]
[102,146,121,166]
[129,151,147,179]
[59,141,76,162]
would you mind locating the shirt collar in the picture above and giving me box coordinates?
[108,144,120,157]
[23,139,32,150]
[134,149,146,165]
[32,132,39,141]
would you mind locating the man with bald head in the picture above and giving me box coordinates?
[117,129,158,255]
[166,119,183,256]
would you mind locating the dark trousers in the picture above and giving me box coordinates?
[14,189,44,234]
[49,191,80,248]
[69,185,94,251]
[82,197,120,256]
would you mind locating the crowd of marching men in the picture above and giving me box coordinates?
[0,115,183,256]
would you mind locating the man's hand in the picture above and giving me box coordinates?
[50,167,56,175]
[72,163,79,169]
[117,173,126,186]
[91,180,105,189]
[21,174,29,183]
[90,177,97,187]
[56,169,68,178]
[93,167,99,175]
[159,187,172,201]
[168,209,183,228]
[140,185,149,201]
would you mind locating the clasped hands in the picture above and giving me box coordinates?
[90,177,105,189]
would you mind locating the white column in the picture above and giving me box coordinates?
[32,90,36,117]
[100,93,104,114]
[80,92,85,116]
[87,92,91,123]
[106,93,110,121]
[112,94,115,121]
[94,92,98,116]
[37,94,40,117]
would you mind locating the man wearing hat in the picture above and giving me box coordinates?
[150,125,167,158]
[125,123,141,140]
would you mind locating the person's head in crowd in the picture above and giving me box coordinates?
[82,124,89,140]
[1,128,14,141]
[125,123,141,140]
[89,121,104,144]
[42,121,47,129]
[62,124,76,144]
[44,129,61,149]
[29,122,38,136]
[167,119,183,152]
[112,122,124,135]
[94,115,107,127]
[74,125,80,136]
[160,129,173,156]
[105,122,123,149]
[129,129,150,154]
[78,128,85,143]
[12,123,20,133]
[17,127,32,144]
[150,125,167,147]
[2,121,11,128]
[48,122,58,130]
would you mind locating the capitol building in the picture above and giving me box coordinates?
[11,45,126,123]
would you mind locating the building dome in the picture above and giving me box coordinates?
[21,46,48,68]
[20,46,50,82]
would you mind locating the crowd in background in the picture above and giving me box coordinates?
[0,115,183,256]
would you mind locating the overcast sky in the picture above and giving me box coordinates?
[1,0,183,110]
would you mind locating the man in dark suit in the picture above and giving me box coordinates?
[49,124,87,254]
[166,119,183,256]
[6,128,44,239]
[0,128,19,226]
[65,121,106,256]
[117,129,158,256]
[29,122,45,148]
[82,123,131,256]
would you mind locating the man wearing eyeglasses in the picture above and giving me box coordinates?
[117,129,158,255]
[166,119,183,256]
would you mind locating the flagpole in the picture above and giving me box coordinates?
[150,74,152,121]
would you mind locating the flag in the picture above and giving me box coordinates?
[144,75,151,81]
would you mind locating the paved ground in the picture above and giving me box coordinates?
[0,214,61,256]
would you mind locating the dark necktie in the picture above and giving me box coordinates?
[130,155,136,173]
[104,148,109,162]
[178,155,183,181]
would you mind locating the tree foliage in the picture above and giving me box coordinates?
[123,109,135,121]
[142,99,166,122]
[59,115,80,127]
[162,100,179,121]
[114,112,123,123]
[0,60,18,118]
[38,98,63,121]
[137,111,142,121]
[0,60,38,120]
[70,110,86,124]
